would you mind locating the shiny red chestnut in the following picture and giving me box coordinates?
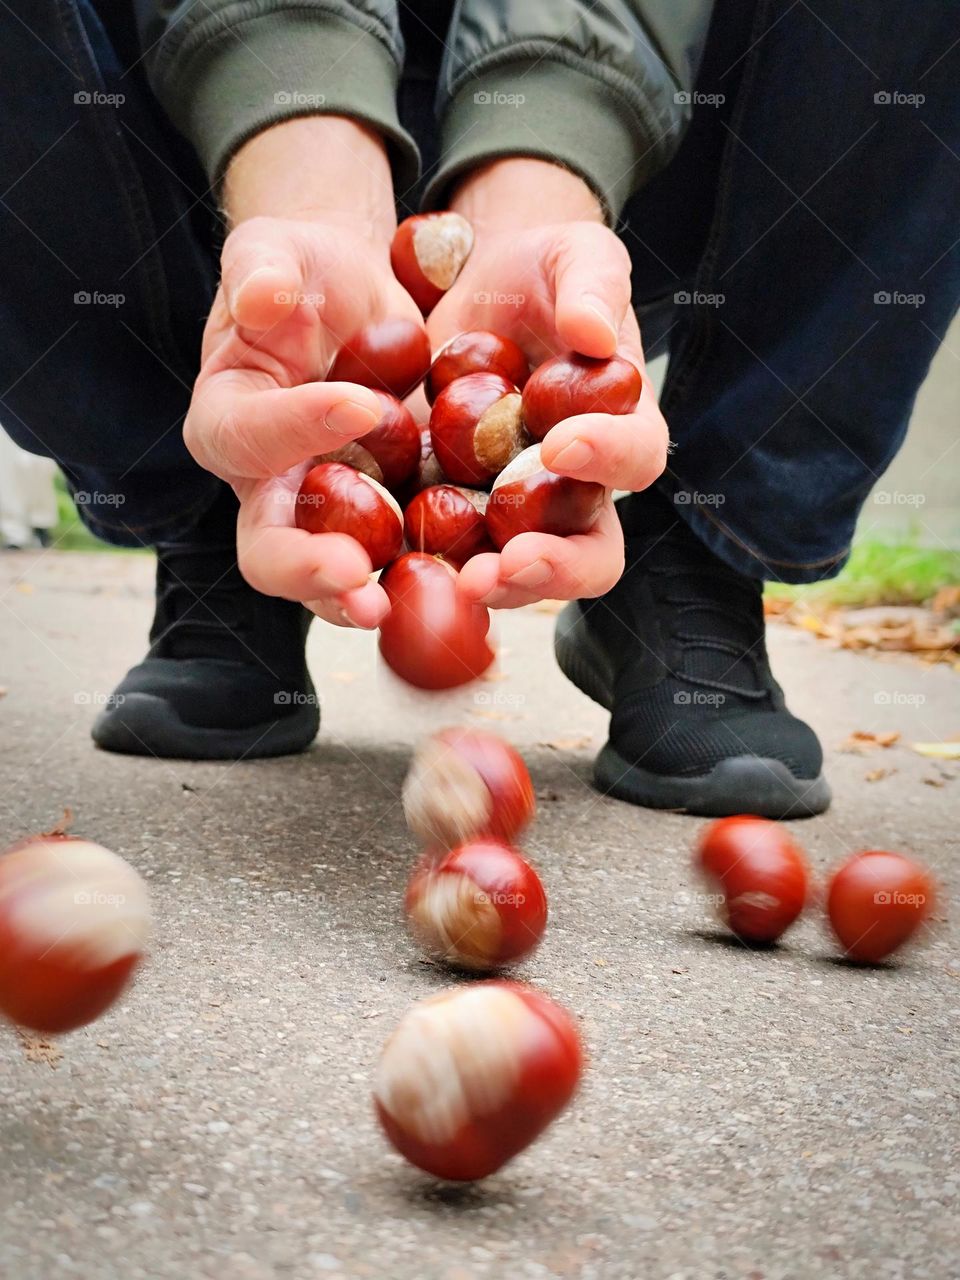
[486,443,604,548]
[405,838,547,971]
[326,391,421,490]
[296,461,403,570]
[403,485,493,568]
[403,727,535,847]
[696,815,810,944]
[378,552,495,689]
[429,372,527,487]
[374,982,583,1180]
[522,352,642,440]
[0,835,151,1034]
[426,331,529,405]
[329,317,431,399]
[827,850,935,963]
[390,212,474,315]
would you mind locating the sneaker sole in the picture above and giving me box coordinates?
[92,694,319,761]
[555,602,831,819]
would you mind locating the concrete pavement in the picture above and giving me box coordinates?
[0,550,958,1280]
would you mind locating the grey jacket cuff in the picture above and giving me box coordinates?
[149,12,419,191]
[423,61,672,224]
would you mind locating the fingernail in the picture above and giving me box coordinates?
[504,559,553,589]
[325,398,382,437]
[581,292,618,340]
[480,587,510,608]
[230,265,276,312]
[549,439,594,473]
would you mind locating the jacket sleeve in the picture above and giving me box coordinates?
[134,0,419,191]
[423,0,715,223]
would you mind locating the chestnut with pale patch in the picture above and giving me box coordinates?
[429,373,527,487]
[402,727,535,847]
[391,213,474,315]
[486,443,604,547]
[325,391,420,490]
[0,837,151,1034]
[373,983,583,1180]
[296,461,404,570]
[404,837,548,970]
[696,815,810,945]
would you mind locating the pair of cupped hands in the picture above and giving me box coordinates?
[185,134,668,629]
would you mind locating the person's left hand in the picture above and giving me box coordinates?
[426,159,669,608]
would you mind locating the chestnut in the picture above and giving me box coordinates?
[378,552,495,689]
[405,838,547,971]
[403,726,535,847]
[326,391,421,490]
[429,372,527,487]
[522,352,642,440]
[295,461,403,571]
[696,816,810,945]
[329,317,431,399]
[426,331,529,405]
[827,850,935,963]
[485,443,604,548]
[390,212,474,315]
[403,485,493,568]
[0,835,151,1034]
[374,982,583,1181]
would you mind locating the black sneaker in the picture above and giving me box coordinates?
[93,487,319,760]
[554,488,830,818]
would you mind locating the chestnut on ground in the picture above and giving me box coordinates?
[374,982,583,1181]
[486,444,604,547]
[390,213,474,315]
[378,553,495,689]
[429,372,527,487]
[405,838,548,971]
[295,461,403,571]
[403,485,493,568]
[522,352,642,440]
[827,850,934,963]
[403,726,535,847]
[426,331,529,404]
[695,815,810,944]
[329,317,431,399]
[0,835,151,1034]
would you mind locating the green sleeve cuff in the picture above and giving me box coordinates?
[154,13,419,192]
[422,61,659,224]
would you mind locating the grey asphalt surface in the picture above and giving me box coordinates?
[0,550,958,1280]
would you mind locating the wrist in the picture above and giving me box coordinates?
[450,158,604,233]
[224,117,397,242]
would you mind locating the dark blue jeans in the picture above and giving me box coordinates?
[1,1,957,581]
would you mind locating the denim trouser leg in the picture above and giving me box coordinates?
[0,0,221,546]
[620,0,960,584]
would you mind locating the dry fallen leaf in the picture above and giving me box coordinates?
[911,742,960,760]
[532,599,565,615]
[538,734,594,750]
[840,730,901,754]
[865,767,896,782]
[923,777,946,788]
[14,1027,62,1068]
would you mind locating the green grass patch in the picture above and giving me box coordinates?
[765,537,960,609]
